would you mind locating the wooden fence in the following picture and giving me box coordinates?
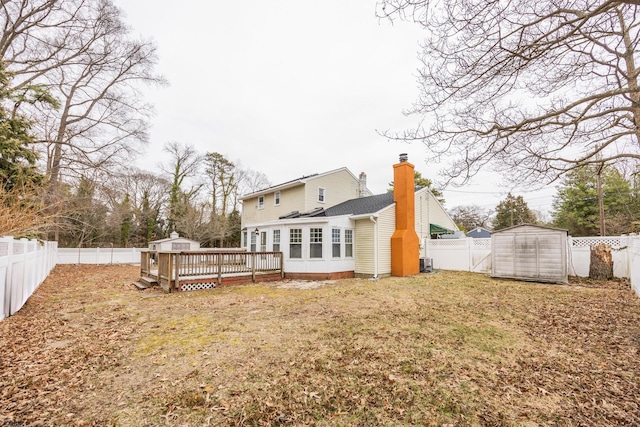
[0,237,58,320]
[140,250,284,292]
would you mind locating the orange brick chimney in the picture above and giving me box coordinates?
[390,153,420,276]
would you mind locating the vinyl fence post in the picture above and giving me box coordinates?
[2,236,14,319]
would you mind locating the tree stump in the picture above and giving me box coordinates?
[589,243,613,280]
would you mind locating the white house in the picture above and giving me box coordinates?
[239,156,458,279]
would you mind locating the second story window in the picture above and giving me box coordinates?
[318,187,325,203]
[258,196,264,209]
[274,191,280,206]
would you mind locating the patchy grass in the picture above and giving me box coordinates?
[1,265,639,426]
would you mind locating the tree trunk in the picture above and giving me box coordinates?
[589,243,613,280]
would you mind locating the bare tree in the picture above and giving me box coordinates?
[101,168,170,244]
[378,0,640,187]
[0,0,164,184]
[449,205,493,232]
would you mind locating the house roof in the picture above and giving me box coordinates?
[465,227,493,237]
[324,192,395,216]
[276,193,395,219]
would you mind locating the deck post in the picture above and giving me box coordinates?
[175,252,181,292]
[140,251,149,277]
[280,252,284,278]
[217,253,222,286]
[251,252,256,282]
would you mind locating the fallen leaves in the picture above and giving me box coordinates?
[1,266,639,426]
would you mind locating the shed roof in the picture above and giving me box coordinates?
[492,223,568,234]
[149,236,200,244]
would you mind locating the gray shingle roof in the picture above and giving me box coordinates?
[323,192,395,217]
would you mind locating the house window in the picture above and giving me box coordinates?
[310,227,323,258]
[274,191,280,206]
[318,187,325,203]
[273,230,280,252]
[290,228,302,259]
[345,229,353,257]
[250,232,257,251]
[332,228,341,258]
[171,242,190,251]
[258,196,264,209]
[260,231,267,252]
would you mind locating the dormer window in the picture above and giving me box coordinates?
[274,191,280,206]
[318,187,325,203]
[258,195,264,209]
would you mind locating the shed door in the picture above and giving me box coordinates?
[493,232,566,282]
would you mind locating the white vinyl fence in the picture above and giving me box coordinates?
[424,235,640,295]
[631,238,640,296]
[1,237,58,320]
[56,247,143,265]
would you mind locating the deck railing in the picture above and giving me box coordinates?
[140,249,284,291]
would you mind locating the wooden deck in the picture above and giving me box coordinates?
[139,249,284,292]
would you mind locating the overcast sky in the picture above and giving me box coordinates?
[113,0,556,216]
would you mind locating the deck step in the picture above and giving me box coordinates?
[140,275,158,286]
[132,281,151,290]
[133,276,158,290]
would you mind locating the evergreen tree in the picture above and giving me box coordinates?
[552,165,638,236]
[492,193,536,230]
[388,170,445,204]
[0,62,43,191]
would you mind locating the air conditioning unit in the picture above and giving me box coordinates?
[420,257,433,273]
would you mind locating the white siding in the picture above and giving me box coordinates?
[414,188,458,239]
[377,208,395,277]
[304,169,360,211]
[242,185,306,224]
[355,219,374,276]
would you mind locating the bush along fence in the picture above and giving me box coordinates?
[0,237,58,320]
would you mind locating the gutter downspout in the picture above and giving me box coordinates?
[369,215,378,280]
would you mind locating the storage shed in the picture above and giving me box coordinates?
[148,232,200,251]
[491,224,569,284]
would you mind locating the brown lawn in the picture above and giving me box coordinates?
[0,264,639,426]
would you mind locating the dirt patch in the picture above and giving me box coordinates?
[277,279,337,289]
[1,265,639,426]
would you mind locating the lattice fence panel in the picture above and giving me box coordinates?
[570,237,622,248]
[472,238,492,248]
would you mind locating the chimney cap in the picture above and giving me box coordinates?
[399,153,408,163]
